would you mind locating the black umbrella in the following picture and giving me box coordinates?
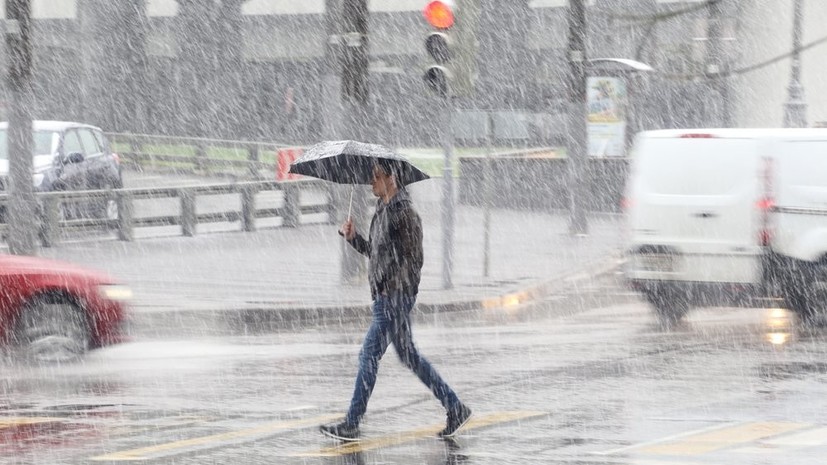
[289,140,430,219]
[289,140,430,186]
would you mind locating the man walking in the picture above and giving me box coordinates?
[320,160,472,442]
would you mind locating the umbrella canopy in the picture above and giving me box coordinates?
[289,140,430,186]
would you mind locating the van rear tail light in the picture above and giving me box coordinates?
[112,152,121,165]
[757,157,775,246]
[758,230,772,247]
[757,200,774,245]
[756,198,775,211]
[620,196,633,211]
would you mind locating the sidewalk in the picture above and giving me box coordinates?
[37,181,625,323]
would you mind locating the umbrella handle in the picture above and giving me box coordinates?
[347,185,354,220]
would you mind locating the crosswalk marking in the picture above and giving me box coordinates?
[630,461,723,465]
[596,421,822,457]
[0,417,65,429]
[293,410,546,457]
[637,422,808,456]
[734,426,827,454]
[89,413,341,461]
[762,426,827,446]
[594,422,740,456]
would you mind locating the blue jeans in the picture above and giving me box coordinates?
[345,293,460,426]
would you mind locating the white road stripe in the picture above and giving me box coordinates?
[592,422,740,456]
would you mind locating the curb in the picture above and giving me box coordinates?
[126,254,624,337]
[417,254,624,315]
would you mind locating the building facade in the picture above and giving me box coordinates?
[0,0,824,147]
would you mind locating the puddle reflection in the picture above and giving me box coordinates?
[764,307,794,347]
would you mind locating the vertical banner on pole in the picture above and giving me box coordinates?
[587,76,627,157]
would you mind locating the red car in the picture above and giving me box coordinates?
[0,254,129,362]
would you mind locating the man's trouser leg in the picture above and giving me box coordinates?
[391,295,461,412]
[345,297,393,426]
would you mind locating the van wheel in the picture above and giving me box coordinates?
[645,288,690,326]
[782,261,827,323]
[13,293,90,363]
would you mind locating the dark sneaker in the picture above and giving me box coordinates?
[439,404,472,438]
[320,422,361,442]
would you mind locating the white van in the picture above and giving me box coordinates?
[624,128,827,322]
[770,132,827,320]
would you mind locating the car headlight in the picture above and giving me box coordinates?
[32,173,44,187]
[98,285,133,301]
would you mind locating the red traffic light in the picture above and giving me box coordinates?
[423,1,455,29]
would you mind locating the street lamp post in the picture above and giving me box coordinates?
[704,0,732,127]
[783,0,807,128]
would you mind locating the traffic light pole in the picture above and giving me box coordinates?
[441,94,455,290]
[5,0,37,255]
[566,0,588,236]
[482,111,494,278]
[704,0,731,127]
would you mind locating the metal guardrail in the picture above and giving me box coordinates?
[105,132,297,177]
[0,132,564,248]
[0,179,334,247]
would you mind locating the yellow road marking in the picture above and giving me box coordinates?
[639,422,809,456]
[735,425,827,453]
[0,417,65,429]
[762,426,827,446]
[89,413,341,461]
[632,461,724,465]
[294,410,546,457]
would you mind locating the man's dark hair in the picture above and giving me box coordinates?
[376,159,399,180]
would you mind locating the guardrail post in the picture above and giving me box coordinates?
[180,188,197,236]
[128,136,145,169]
[241,184,257,232]
[283,183,300,228]
[195,141,207,174]
[117,190,134,241]
[327,183,337,225]
[247,144,260,178]
[39,195,59,247]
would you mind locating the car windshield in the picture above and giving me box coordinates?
[0,129,59,159]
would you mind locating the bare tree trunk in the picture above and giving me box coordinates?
[566,0,588,235]
[335,0,370,284]
[6,0,37,255]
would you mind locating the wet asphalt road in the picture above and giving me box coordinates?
[2,273,827,465]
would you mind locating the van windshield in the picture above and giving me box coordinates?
[634,137,760,196]
[0,129,59,160]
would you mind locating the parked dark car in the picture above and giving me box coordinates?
[0,253,130,363]
[0,121,123,221]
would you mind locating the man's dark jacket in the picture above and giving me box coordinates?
[348,189,423,299]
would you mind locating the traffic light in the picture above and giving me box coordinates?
[423,0,477,98]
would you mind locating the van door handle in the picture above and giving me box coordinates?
[692,212,717,218]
